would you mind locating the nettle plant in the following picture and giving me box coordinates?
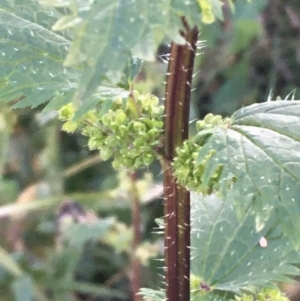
[1,0,300,301]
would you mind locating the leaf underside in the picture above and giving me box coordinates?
[197,100,300,248]
[191,192,300,293]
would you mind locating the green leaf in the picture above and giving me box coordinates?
[196,100,300,248]
[0,246,22,277]
[62,217,115,246]
[0,0,130,114]
[0,0,77,106]
[0,0,229,110]
[12,276,33,301]
[191,192,300,292]
[0,247,50,301]
[49,280,126,299]
[138,288,166,301]
[229,20,263,54]
[50,245,83,280]
[118,57,143,90]
[39,0,204,100]
[72,86,129,120]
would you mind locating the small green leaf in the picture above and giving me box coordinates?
[118,57,143,89]
[62,217,115,246]
[138,288,166,301]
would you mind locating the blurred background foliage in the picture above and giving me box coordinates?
[1,0,300,300]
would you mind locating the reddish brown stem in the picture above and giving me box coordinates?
[162,20,198,301]
[129,171,142,301]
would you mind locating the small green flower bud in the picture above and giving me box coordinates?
[114,125,127,136]
[101,114,111,127]
[133,137,146,147]
[112,159,122,169]
[115,110,127,125]
[100,147,112,161]
[134,156,144,169]
[148,128,160,138]
[211,115,222,124]
[133,121,146,132]
[59,103,75,120]
[196,120,206,131]
[203,113,214,123]
[88,138,99,150]
[86,111,98,122]
[62,120,78,133]
[114,97,123,105]
[142,153,155,165]
[104,136,118,147]
[149,95,159,106]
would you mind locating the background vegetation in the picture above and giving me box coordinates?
[1,0,300,300]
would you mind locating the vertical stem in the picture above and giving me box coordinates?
[162,20,198,301]
[44,122,64,196]
[129,171,142,301]
[0,106,12,181]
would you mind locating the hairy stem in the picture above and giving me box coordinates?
[162,20,198,301]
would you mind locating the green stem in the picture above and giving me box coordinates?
[129,171,142,301]
[162,20,198,301]
[44,122,64,196]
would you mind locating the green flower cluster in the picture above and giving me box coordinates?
[191,274,289,301]
[173,113,231,193]
[235,288,289,301]
[173,139,216,193]
[195,113,231,132]
[58,92,164,169]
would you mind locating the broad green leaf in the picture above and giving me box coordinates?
[0,0,229,109]
[191,192,300,293]
[39,0,217,101]
[0,0,130,114]
[196,100,300,248]
[0,0,78,106]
